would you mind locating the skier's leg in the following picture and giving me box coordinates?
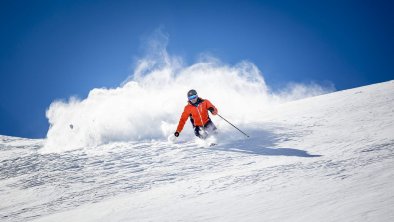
[194,126,208,139]
[194,126,200,137]
[204,120,218,135]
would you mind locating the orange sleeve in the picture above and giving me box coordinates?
[205,99,218,115]
[176,106,190,133]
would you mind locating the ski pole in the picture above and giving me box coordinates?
[217,114,249,138]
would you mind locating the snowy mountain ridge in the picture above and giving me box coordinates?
[1,80,393,222]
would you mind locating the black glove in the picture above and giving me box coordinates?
[174,132,180,137]
[208,107,217,115]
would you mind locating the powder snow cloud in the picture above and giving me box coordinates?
[42,32,334,153]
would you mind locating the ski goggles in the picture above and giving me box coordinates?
[188,95,198,100]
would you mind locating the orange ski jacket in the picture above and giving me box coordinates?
[176,98,218,133]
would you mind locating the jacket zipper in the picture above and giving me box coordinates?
[196,103,205,130]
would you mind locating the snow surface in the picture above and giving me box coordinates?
[1,81,394,222]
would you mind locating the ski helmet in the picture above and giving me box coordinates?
[187,89,197,97]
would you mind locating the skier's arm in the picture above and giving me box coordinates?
[206,100,218,115]
[176,107,190,134]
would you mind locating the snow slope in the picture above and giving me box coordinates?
[1,80,393,222]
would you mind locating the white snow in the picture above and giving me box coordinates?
[1,80,393,222]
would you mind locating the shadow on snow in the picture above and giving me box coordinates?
[213,126,322,158]
[213,146,322,157]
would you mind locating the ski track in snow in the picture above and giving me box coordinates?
[1,81,394,222]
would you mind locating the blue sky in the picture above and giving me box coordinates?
[0,0,393,138]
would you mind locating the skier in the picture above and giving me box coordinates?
[174,89,218,139]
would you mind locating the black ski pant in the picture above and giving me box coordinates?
[194,119,217,139]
